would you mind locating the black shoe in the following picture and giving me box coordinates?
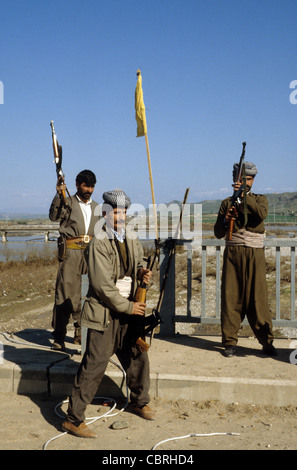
[262,344,278,356]
[223,346,236,357]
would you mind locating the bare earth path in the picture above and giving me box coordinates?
[0,305,297,452]
[0,259,296,453]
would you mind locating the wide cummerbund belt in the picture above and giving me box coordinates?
[66,235,92,249]
[226,228,264,248]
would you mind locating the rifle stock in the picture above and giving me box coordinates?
[135,269,150,351]
[135,287,147,304]
[135,255,155,352]
[228,218,235,240]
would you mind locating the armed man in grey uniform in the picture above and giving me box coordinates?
[62,189,155,439]
[49,169,99,350]
[214,162,276,358]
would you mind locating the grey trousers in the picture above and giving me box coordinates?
[66,313,151,424]
[52,249,87,342]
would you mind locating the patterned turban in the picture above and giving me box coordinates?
[102,189,131,209]
[233,161,258,179]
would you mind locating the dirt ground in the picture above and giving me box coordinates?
[0,389,297,452]
[1,302,297,452]
[1,259,297,452]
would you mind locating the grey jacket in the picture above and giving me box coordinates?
[81,225,145,331]
[49,194,99,237]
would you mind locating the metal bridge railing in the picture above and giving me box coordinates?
[159,238,297,336]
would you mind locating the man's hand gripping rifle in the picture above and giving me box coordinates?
[50,121,70,207]
[134,247,159,351]
[227,141,246,240]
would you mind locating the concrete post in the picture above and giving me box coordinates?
[159,239,176,337]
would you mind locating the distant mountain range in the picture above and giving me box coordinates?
[198,191,297,215]
[0,213,49,221]
[0,191,296,220]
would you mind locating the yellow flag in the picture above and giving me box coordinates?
[135,70,147,137]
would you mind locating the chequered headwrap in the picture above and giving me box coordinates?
[233,161,258,178]
[102,189,131,208]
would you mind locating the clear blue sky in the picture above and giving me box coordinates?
[0,0,297,214]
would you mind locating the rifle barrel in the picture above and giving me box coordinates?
[227,142,246,240]
[50,121,69,206]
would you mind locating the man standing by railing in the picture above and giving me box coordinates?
[49,169,98,350]
[214,161,276,358]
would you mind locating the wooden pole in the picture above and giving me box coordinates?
[144,132,159,241]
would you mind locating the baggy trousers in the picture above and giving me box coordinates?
[221,245,274,347]
[66,313,151,424]
[52,249,87,342]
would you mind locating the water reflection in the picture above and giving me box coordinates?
[1,226,296,262]
[0,236,58,262]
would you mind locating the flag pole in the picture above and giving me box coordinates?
[135,69,159,241]
[144,133,158,241]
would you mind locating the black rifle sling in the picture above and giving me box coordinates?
[145,187,190,341]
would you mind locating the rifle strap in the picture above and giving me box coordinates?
[149,188,190,346]
[242,164,248,227]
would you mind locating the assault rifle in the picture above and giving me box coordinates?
[227,141,246,240]
[135,245,159,352]
[50,121,70,207]
[135,188,190,351]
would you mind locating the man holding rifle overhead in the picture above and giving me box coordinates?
[49,169,98,350]
[214,154,276,358]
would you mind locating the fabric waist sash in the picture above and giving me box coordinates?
[226,228,264,248]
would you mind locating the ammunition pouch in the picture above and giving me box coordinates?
[57,235,67,261]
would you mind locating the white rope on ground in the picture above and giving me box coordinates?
[151,432,240,450]
[0,331,129,450]
[43,357,130,450]
[1,330,241,451]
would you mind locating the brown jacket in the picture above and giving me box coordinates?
[214,192,268,239]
